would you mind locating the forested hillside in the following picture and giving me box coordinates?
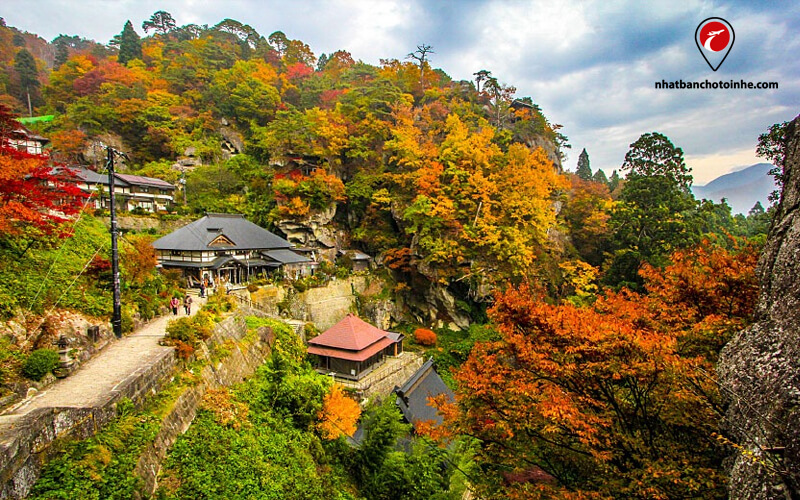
[0,10,789,499]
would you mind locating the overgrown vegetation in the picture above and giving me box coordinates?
[160,316,466,499]
[20,348,60,381]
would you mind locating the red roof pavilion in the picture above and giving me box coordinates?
[308,314,404,379]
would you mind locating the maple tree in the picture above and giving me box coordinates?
[120,234,158,285]
[413,327,437,346]
[0,107,86,243]
[442,241,760,499]
[316,384,361,440]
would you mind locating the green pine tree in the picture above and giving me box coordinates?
[117,21,142,65]
[576,148,592,180]
[54,41,69,68]
[609,170,621,192]
[593,168,608,184]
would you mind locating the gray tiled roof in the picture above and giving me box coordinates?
[263,249,311,264]
[395,359,454,428]
[116,173,175,190]
[153,213,293,251]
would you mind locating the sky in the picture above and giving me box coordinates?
[3,0,799,184]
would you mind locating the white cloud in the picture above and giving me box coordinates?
[1,0,798,184]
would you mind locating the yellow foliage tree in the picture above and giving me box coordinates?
[316,384,361,440]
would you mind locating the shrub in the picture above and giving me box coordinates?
[413,328,437,346]
[22,349,60,381]
[247,283,260,293]
[203,294,237,316]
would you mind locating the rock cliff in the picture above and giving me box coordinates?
[718,114,800,499]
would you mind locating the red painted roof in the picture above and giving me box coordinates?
[307,336,395,362]
[308,314,389,351]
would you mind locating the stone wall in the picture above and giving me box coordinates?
[250,276,370,331]
[98,215,190,234]
[0,348,177,498]
[134,313,274,496]
[301,276,367,330]
[0,310,274,499]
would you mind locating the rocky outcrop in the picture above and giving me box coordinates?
[718,114,800,499]
[276,204,340,258]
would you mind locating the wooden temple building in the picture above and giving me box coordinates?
[307,314,404,380]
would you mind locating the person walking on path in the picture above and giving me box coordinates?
[170,296,179,315]
[184,295,193,315]
[199,282,205,298]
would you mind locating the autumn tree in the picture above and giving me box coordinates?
[444,241,759,499]
[576,148,592,180]
[120,234,158,285]
[562,176,613,266]
[316,384,361,440]
[0,107,87,251]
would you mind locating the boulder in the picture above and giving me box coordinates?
[718,114,800,499]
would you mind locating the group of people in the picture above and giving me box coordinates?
[169,295,193,316]
[170,274,236,315]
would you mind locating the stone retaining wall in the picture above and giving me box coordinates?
[0,347,177,498]
[134,314,274,496]
[250,276,370,331]
[0,311,273,499]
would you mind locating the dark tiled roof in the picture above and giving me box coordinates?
[395,359,454,428]
[152,213,292,252]
[51,167,173,191]
[115,173,175,190]
[49,166,121,187]
[262,249,311,264]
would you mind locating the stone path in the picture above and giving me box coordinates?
[1,293,207,417]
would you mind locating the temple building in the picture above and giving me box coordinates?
[153,213,311,286]
[308,314,404,380]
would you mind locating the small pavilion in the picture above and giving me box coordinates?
[308,314,404,380]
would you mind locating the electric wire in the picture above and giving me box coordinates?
[26,160,110,312]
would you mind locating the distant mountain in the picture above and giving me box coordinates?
[692,163,777,215]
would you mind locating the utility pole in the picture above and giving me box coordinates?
[107,146,122,338]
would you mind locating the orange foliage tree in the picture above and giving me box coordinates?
[442,242,759,499]
[413,327,437,346]
[316,384,361,440]
[120,234,158,285]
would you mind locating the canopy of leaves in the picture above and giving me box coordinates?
[441,241,760,499]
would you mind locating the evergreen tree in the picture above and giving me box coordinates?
[748,201,765,217]
[622,132,692,191]
[117,21,142,65]
[142,11,176,35]
[316,53,328,71]
[576,148,592,180]
[54,41,69,68]
[607,132,697,288]
[593,169,608,184]
[609,169,621,192]
[14,49,40,111]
